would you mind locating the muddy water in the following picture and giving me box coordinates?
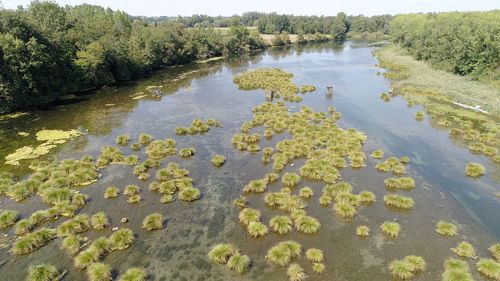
[0,41,498,281]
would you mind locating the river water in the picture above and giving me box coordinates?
[0,41,498,281]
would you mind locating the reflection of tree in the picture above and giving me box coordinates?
[268,46,294,60]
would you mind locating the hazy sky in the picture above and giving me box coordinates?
[2,0,499,16]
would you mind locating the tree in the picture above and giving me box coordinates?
[331,12,349,42]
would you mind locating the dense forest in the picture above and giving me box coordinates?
[0,2,266,112]
[391,11,500,81]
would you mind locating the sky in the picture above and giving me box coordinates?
[1,0,499,16]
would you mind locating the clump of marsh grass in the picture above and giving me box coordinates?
[57,214,91,237]
[117,268,147,281]
[175,127,188,135]
[371,149,384,159]
[356,225,370,237]
[86,262,111,281]
[442,258,473,281]
[359,191,376,204]
[142,213,164,231]
[384,194,414,209]
[179,147,196,158]
[380,221,401,238]
[61,235,87,255]
[131,143,141,151]
[451,241,477,259]
[436,220,457,237]
[247,221,268,238]
[239,208,261,226]
[178,187,200,202]
[490,243,500,262]
[211,155,226,167]
[127,194,141,204]
[91,212,109,230]
[306,248,323,263]
[27,263,59,281]
[0,210,19,229]
[294,215,320,234]
[300,85,316,93]
[476,259,500,280]
[287,263,307,281]
[138,133,153,145]
[334,202,357,219]
[266,240,302,267]
[233,196,247,208]
[299,187,313,199]
[269,215,292,235]
[108,228,135,251]
[282,173,301,187]
[208,243,239,264]
[389,255,426,280]
[104,186,119,199]
[12,228,56,255]
[464,163,485,178]
[160,194,174,204]
[384,177,415,190]
[227,253,251,274]
[115,134,130,146]
[415,111,424,121]
[124,185,140,196]
[243,179,267,193]
[312,262,325,274]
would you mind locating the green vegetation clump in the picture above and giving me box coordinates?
[211,155,226,167]
[26,264,59,281]
[108,228,135,251]
[233,196,247,208]
[244,179,267,193]
[476,259,500,280]
[86,262,112,281]
[384,177,415,190]
[287,263,308,281]
[312,262,325,274]
[127,194,141,204]
[91,212,109,230]
[359,191,376,204]
[239,208,261,226]
[233,69,302,102]
[208,243,239,264]
[300,85,316,93]
[294,216,320,234]
[380,221,401,238]
[12,228,56,255]
[266,241,302,267]
[389,255,426,280]
[227,253,251,274]
[0,210,19,229]
[384,194,415,209]
[442,258,473,281]
[415,111,424,121]
[124,185,140,196]
[61,235,87,255]
[104,186,120,199]
[306,248,323,263]
[451,241,477,259]
[179,147,196,158]
[282,173,301,187]
[435,220,457,236]
[56,214,91,237]
[138,133,153,145]
[142,213,164,231]
[464,163,485,178]
[247,221,268,238]
[299,187,313,199]
[117,268,147,281]
[371,149,384,159]
[115,135,130,146]
[490,243,500,262]
[334,202,357,219]
[175,127,188,135]
[356,225,370,237]
[269,216,293,235]
[178,187,201,202]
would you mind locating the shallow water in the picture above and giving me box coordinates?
[0,41,498,281]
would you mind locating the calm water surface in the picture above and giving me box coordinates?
[0,41,498,281]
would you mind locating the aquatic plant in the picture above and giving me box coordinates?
[415,111,424,121]
[90,212,109,231]
[125,155,139,165]
[248,221,268,238]
[295,216,320,234]
[208,243,239,264]
[178,187,201,202]
[124,185,140,196]
[444,258,469,271]
[306,248,323,263]
[356,225,370,237]
[266,241,302,267]
[451,241,477,259]
[319,194,333,206]
[226,253,250,274]
[104,186,119,199]
[115,134,130,146]
[400,156,410,164]
[476,259,500,280]
[380,221,401,238]
[244,179,267,193]
[74,247,100,269]
[269,215,293,235]
[179,147,196,158]
[299,187,313,199]
[464,163,485,178]
[442,268,473,281]
[142,213,164,231]
[371,149,384,159]
[384,177,415,190]
[282,173,301,187]
[312,262,325,274]
[15,219,33,235]
[300,85,316,93]
[287,264,307,281]
[405,255,426,272]
[435,220,457,237]
[145,139,177,159]
[138,133,153,145]
[389,255,426,280]
[359,191,376,204]
[127,194,141,203]
[131,143,141,151]
[489,243,500,261]
[211,155,226,167]
[0,210,19,229]
[239,208,261,226]
[12,228,56,255]
[108,228,134,251]
[334,202,357,219]
[72,193,88,206]
[265,173,280,183]
[86,262,112,281]
[61,235,87,255]
[57,214,91,237]
[27,263,59,281]
[247,144,261,152]
[175,127,188,135]
[233,196,247,208]
[384,194,414,209]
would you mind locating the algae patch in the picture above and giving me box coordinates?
[5,129,82,165]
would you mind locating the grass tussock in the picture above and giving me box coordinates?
[208,243,239,264]
[27,263,59,281]
[117,268,147,281]
[227,253,251,274]
[476,259,500,280]
[269,215,293,235]
[104,186,120,199]
[442,258,473,281]
[0,210,19,229]
[306,248,323,263]
[356,225,370,237]
[389,255,426,280]
[266,241,302,267]
[211,154,226,167]
[12,228,56,255]
[86,262,112,281]
[287,263,308,281]
[464,163,485,178]
[142,213,164,231]
[384,194,415,209]
[91,212,109,230]
[451,241,477,259]
[435,220,457,237]
[380,221,401,238]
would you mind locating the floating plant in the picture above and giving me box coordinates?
[371,149,384,159]
[269,216,293,235]
[384,194,415,209]
[356,225,370,237]
[138,133,153,145]
[115,134,130,146]
[380,221,401,238]
[464,163,485,178]
[476,258,500,280]
[435,220,458,237]
[451,241,477,259]
[211,154,226,167]
[227,253,251,274]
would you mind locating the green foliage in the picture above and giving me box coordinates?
[117,268,147,281]
[27,263,59,281]
[391,11,500,81]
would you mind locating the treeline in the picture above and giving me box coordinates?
[391,11,500,81]
[0,2,265,113]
